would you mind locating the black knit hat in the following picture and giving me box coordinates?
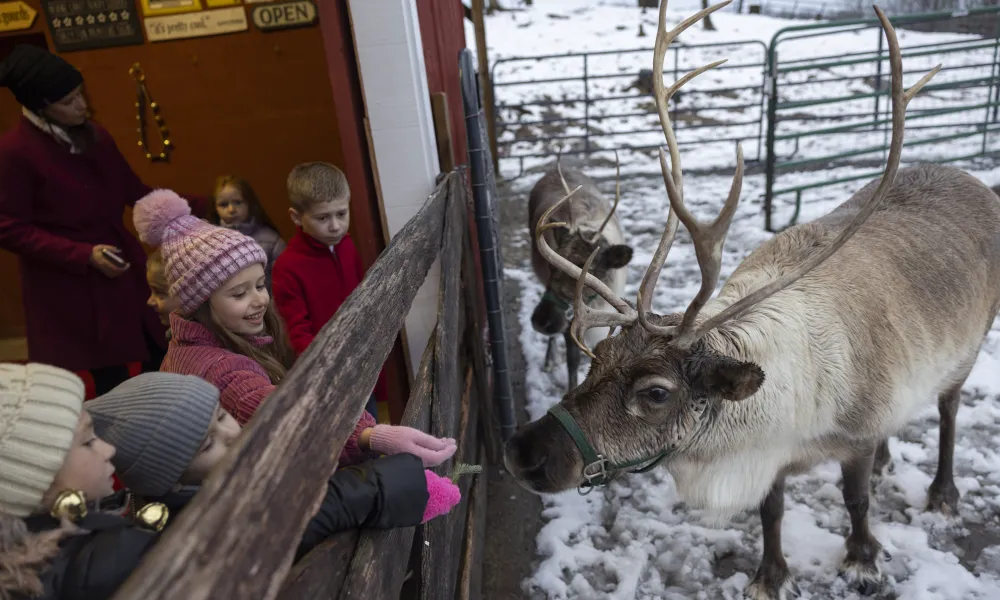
[0,44,83,112]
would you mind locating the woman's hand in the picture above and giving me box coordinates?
[366,425,457,467]
[90,244,130,278]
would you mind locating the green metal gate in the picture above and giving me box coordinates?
[762,7,1000,232]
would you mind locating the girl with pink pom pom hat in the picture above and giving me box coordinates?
[132,189,458,469]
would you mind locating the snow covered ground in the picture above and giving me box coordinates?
[471,1,1000,599]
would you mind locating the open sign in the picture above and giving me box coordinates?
[251,0,317,31]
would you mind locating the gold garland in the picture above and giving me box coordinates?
[128,63,172,162]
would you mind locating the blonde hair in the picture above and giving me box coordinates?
[146,249,168,293]
[0,512,81,599]
[286,162,350,213]
[192,302,295,384]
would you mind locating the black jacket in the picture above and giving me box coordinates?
[22,510,158,600]
[145,452,430,561]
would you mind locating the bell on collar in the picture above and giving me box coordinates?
[135,502,169,532]
[50,490,88,522]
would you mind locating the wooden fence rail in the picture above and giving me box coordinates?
[112,169,491,600]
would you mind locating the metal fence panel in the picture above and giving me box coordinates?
[763,6,1000,231]
[491,41,768,178]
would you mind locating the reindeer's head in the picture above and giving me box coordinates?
[505,0,938,495]
[531,159,634,337]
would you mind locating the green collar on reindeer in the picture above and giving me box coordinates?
[542,291,599,314]
[548,404,671,494]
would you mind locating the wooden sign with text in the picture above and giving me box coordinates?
[41,0,144,52]
[0,1,37,32]
[251,0,316,32]
[144,5,247,42]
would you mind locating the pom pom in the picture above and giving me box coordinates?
[133,189,191,246]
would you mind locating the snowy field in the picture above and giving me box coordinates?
[471,2,1000,599]
[475,0,1000,214]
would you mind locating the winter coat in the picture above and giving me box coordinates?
[20,511,158,600]
[136,453,428,562]
[159,313,376,465]
[0,116,207,371]
[271,230,389,403]
[221,218,285,290]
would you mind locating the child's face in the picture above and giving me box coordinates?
[215,185,250,227]
[179,405,241,486]
[290,196,350,247]
[209,263,269,336]
[146,263,180,326]
[45,411,117,507]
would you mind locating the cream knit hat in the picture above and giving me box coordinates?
[0,363,85,517]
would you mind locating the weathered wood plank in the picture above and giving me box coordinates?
[337,334,437,600]
[274,531,359,600]
[112,176,453,600]
[457,443,488,600]
[421,172,469,600]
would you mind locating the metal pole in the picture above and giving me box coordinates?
[583,54,590,154]
[764,47,780,232]
[459,49,516,442]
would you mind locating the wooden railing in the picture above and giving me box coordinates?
[112,169,495,600]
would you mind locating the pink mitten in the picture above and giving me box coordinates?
[422,470,461,522]
[368,425,457,467]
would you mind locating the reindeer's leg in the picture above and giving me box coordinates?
[927,382,962,515]
[839,449,884,595]
[542,336,557,373]
[745,476,798,600]
[871,437,893,486]
[564,330,579,390]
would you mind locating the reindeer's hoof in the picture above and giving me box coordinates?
[744,571,799,600]
[839,555,883,596]
[926,479,960,516]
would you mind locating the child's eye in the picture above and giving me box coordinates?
[232,292,246,299]
[256,284,266,291]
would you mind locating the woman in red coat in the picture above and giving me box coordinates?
[0,45,203,395]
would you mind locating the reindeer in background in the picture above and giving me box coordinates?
[505,1,1000,598]
[528,156,633,390]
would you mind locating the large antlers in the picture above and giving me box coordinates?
[666,5,941,348]
[535,1,939,357]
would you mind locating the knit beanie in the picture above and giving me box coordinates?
[0,363,85,517]
[85,373,220,498]
[0,45,84,113]
[133,189,268,315]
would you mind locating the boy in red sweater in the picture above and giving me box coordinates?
[271,162,383,420]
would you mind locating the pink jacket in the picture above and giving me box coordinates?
[161,313,376,465]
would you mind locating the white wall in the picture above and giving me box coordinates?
[347,0,442,378]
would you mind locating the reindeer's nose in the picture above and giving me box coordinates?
[503,413,581,494]
[531,304,564,335]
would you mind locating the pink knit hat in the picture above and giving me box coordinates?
[133,189,268,316]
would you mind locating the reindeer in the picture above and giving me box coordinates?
[505,2,1000,599]
[529,156,633,389]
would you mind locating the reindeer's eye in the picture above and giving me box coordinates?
[642,387,671,404]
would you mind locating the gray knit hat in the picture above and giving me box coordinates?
[85,373,219,497]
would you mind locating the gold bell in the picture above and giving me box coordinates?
[50,490,88,522]
[135,502,169,532]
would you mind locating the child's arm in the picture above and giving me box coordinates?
[270,263,316,356]
[293,453,432,561]
[338,411,377,465]
[55,521,159,598]
[207,358,276,425]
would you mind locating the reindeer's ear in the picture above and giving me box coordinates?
[690,355,764,402]
[597,244,633,270]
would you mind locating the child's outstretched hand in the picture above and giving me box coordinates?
[368,425,457,467]
[422,470,461,522]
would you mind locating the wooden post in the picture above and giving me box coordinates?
[470,0,498,171]
[431,92,457,173]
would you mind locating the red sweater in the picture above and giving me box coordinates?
[271,230,388,403]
